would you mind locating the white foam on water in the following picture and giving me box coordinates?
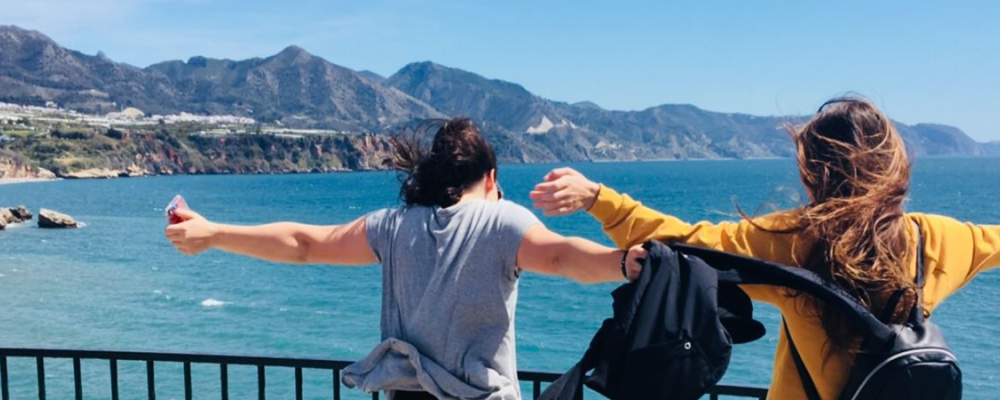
[153,290,163,294]
[201,298,227,308]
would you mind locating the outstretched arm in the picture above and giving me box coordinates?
[531,167,743,249]
[165,208,377,265]
[915,214,1000,294]
[516,224,645,284]
[530,167,802,264]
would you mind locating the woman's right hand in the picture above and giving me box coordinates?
[530,167,601,216]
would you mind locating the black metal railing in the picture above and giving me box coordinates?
[0,348,767,399]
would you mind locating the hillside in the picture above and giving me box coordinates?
[1,25,996,178]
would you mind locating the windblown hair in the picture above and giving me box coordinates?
[788,97,917,353]
[388,117,497,208]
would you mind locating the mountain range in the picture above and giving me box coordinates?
[1,25,997,165]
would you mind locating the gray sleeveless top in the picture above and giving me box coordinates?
[342,200,540,400]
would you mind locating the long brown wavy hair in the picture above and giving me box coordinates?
[785,97,917,353]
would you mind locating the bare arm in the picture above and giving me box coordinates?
[165,208,377,265]
[516,224,645,283]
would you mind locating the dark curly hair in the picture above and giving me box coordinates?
[388,117,497,208]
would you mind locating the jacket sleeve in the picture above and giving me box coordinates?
[586,184,800,304]
[586,184,736,249]
[969,223,1000,275]
[915,214,1000,298]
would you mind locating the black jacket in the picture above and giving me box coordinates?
[540,241,765,400]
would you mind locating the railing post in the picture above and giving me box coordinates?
[533,380,540,399]
[333,369,340,400]
[183,361,192,400]
[110,359,119,400]
[220,363,229,400]
[73,358,82,400]
[294,367,303,400]
[1,355,8,400]
[257,365,265,400]
[147,360,156,400]
[36,357,44,400]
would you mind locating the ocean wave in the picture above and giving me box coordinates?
[201,298,227,308]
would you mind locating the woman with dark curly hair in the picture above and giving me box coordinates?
[167,117,644,400]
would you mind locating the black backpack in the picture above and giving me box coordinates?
[674,228,962,400]
[539,241,765,400]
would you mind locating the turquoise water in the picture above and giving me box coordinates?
[1,158,998,399]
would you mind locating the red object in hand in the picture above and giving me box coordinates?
[166,195,189,225]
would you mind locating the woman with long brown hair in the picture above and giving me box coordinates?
[530,98,1000,399]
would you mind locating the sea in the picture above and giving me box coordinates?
[1,158,998,399]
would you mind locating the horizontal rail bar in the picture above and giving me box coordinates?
[711,384,770,398]
[0,348,353,370]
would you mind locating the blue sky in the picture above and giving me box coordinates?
[2,0,998,141]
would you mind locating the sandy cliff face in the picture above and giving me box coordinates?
[0,150,54,179]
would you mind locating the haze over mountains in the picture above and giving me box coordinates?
[1,25,996,163]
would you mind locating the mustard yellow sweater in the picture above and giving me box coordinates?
[588,185,1000,399]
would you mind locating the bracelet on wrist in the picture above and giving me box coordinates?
[620,249,629,279]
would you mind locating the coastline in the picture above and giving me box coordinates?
[0,177,58,186]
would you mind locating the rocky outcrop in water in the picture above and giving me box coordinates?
[9,206,31,220]
[0,209,11,230]
[38,208,77,228]
[0,206,31,230]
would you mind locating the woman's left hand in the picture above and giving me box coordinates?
[624,245,647,281]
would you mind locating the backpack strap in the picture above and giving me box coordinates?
[672,244,894,342]
[879,289,908,322]
[914,220,925,288]
[912,221,927,323]
[784,319,822,400]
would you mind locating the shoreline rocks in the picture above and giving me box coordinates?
[1,205,33,230]
[11,206,32,221]
[38,208,77,228]
[62,168,127,179]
